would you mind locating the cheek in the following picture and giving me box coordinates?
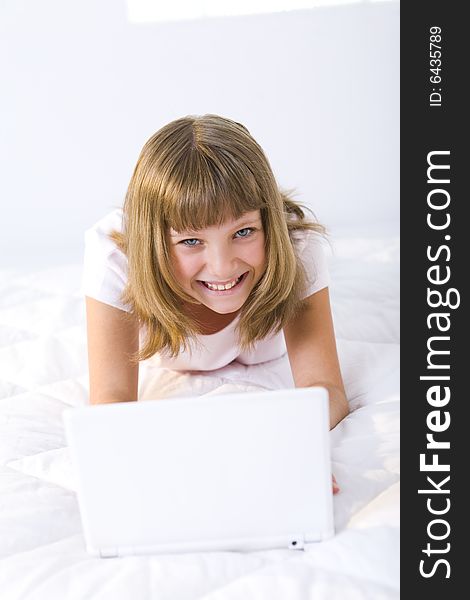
[246,238,266,270]
[171,251,201,279]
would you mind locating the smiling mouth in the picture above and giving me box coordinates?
[198,272,247,291]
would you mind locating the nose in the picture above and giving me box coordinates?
[205,243,237,280]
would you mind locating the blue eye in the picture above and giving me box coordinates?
[235,227,255,238]
[180,238,199,247]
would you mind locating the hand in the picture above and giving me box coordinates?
[332,474,340,495]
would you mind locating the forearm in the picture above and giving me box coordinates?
[89,395,137,405]
[325,384,349,429]
[294,380,349,429]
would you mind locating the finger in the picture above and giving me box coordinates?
[332,474,340,494]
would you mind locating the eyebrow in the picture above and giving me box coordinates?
[169,219,261,237]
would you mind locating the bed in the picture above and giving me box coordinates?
[0,232,399,599]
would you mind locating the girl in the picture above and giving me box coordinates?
[82,114,348,491]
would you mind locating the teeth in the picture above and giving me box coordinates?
[204,275,242,291]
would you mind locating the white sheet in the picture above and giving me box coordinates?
[0,234,400,599]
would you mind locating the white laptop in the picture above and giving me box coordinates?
[63,386,334,558]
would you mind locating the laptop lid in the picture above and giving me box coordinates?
[63,386,334,557]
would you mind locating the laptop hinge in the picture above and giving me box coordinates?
[99,547,119,558]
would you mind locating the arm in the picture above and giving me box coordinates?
[284,287,349,429]
[85,296,140,405]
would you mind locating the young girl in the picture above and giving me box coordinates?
[82,114,348,490]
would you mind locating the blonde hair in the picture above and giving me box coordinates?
[108,114,325,364]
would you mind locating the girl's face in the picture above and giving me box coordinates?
[168,210,266,314]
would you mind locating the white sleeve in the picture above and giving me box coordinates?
[296,231,330,298]
[80,227,131,313]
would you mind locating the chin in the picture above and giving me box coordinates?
[211,295,247,312]
[213,305,242,315]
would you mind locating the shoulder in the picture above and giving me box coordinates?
[290,227,329,267]
[84,208,127,271]
[81,208,130,312]
[290,228,330,297]
[84,207,124,253]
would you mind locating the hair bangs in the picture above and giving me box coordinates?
[160,146,265,233]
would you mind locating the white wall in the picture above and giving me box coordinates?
[0,0,399,267]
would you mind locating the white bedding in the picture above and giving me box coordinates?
[0,235,400,599]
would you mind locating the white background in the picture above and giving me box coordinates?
[0,0,399,267]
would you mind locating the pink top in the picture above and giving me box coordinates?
[80,208,330,371]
